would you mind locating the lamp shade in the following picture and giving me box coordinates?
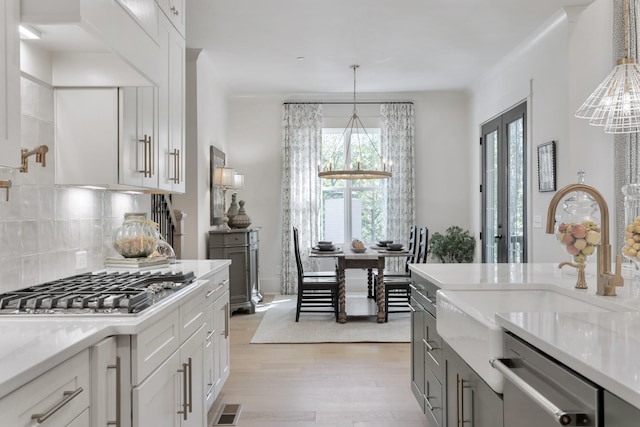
[213,166,235,187]
[234,173,245,190]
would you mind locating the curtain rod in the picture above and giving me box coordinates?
[283,101,413,105]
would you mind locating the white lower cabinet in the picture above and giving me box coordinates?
[91,336,119,427]
[133,325,206,427]
[0,350,90,426]
[204,270,231,411]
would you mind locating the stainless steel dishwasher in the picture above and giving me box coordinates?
[491,332,602,426]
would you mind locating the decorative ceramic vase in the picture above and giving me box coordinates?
[227,193,239,222]
[230,200,252,229]
[112,212,160,258]
[554,171,601,288]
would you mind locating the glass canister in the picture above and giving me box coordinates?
[622,183,640,266]
[555,171,602,288]
[112,212,160,258]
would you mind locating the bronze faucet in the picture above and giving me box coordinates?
[546,183,624,296]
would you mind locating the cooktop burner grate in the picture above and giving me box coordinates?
[0,271,195,315]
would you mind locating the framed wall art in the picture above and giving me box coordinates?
[537,141,556,192]
[210,146,226,226]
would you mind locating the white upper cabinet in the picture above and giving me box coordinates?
[0,0,21,168]
[157,0,185,37]
[157,13,185,193]
[21,0,160,85]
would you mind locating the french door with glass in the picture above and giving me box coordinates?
[481,102,527,263]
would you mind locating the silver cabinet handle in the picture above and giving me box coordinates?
[148,135,153,176]
[187,357,193,413]
[223,303,229,338]
[490,358,590,426]
[177,363,188,420]
[107,356,121,427]
[31,387,84,423]
[456,374,471,426]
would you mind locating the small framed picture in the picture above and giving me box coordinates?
[537,141,556,192]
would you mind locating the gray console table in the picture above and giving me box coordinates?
[208,229,262,314]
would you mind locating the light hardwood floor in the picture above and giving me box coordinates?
[209,294,429,427]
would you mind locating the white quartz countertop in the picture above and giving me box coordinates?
[410,262,640,408]
[0,259,230,399]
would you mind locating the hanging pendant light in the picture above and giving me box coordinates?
[318,65,392,180]
[575,0,640,133]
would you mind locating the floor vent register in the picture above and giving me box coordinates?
[213,403,243,426]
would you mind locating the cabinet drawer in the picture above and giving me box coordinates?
[205,269,230,304]
[424,362,444,427]
[132,308,180,384]
[214,232,249,247]
[0,349,90,426]
[180,287,206,343]
[424,310,443,382]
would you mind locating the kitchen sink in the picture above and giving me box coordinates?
[436,287,615,394]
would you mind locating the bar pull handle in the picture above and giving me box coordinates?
[187,357,193,413]
[169,149,180,183]
[31,387,84,423]
[490,358,591,426]
[177,363,188,420]
[107,356,121,427]
[223,302,229,338]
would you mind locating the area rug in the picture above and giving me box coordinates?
[250,295,410,344]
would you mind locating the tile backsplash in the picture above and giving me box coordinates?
[0,76,149,293]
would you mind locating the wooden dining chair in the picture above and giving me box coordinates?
[292,227,339,322]
[381,226,429,322]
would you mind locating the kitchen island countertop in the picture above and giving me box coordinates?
[410,262,640,409]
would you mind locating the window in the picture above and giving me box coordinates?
[320,127,386,244]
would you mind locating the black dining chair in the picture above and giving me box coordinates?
[380,226,429,322]
[372,225,418,299]
[292,227,339,322]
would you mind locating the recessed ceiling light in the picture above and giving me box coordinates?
[296,56,305,61]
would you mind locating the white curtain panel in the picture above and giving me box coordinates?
[280,104,324,294]
[381,103,416,271]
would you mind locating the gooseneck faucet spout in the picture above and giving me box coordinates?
[546,183,624,296]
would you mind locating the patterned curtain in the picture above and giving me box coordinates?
[614,0,640,247]
[280,104,323,294]
[381,103,416,270]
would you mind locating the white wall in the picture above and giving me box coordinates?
[173,49,228,259]
[226,92,469,294]
[468,0,614,263]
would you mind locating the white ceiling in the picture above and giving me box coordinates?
[186,0,568,96]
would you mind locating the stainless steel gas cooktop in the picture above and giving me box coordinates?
[0,271,196,315]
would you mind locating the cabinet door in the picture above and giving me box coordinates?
[133,351,181,427]
[120,87,158,188]
[410,297,426,411]
[90,337,119,427]
[445,343,503,427]
[181,325,206,427]
[249,242,261,303]
[157,0,185,36]
[214,290,231,397]
[227,245,250,305]
[157,13,185,193]
[117,0,158,38]
[0,0,20,168]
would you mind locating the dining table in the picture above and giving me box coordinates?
[310,244,410,323]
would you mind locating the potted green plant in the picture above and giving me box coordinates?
[428,226,476,263]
